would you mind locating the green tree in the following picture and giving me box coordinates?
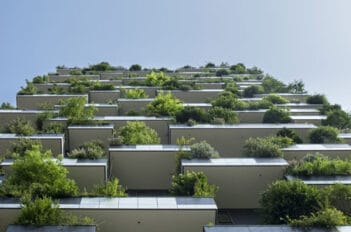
[0,102,16,109]
[59,97,96,124]
[122,88,148,99]
[230,63,247,74]
[262,75,287,93]
[309,126,341,144]
[306,94,329,105]
[189,141,219,159]
[145,71,171,86]
[8,118,36,136]
[68,140,105,159]
[129,64,142,71]
[211,91,239,109]
[92,178,127,197]
[262,107,292,123]
[146,92,184,116]
[175,107,209,124]
[118,121,160,145]
[322,109,351,129]
[208,106,239,124]
[18,80,38,95]
[243,136,294,158]
[287,80,305,94]
[276,128,303,143]
[243,85,264,98]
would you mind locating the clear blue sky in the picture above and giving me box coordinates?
[1,0,351,109]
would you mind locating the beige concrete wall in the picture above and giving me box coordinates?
[255,93,309,103]
[159,90,223,103]
[88,90,120,103]
[16,94,88,110]
[93,105,118,116]
[291,116,324,126]
[276,103,323,109]
[34,83,71,93]
[183,161,287,208]
[68,126,114,152]
[169,124,315,156]
[117,99,153,115]
[48,75,100,82]
[0,208,20,232]
[0,110,42,130]
[236,111,265,123]
[56,68,81,75]
[0,134,64,157]
[282,149,351,161]
[109,147,187,190]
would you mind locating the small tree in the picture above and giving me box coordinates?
[0,102,16,109]
[18,80,38,95]
[215,69,230,77]
[129,64,142,71]
[306,94,329,105]
[59,97,96,124]
[146,92,184,116]
[309,126,341,144]
[145,71,171,86]
[189,141,219,159]
[262,75,287,93]
[288,80,305,94]
[123,88,148,99]
[276,127,303,143]
[92,178,127,197]
[8,118,36,136]
[170,171,218,197]
[230,63,247,74]
[224,82,239,95]
[208,107,239,124]
[211,91,238,109]
[243,85,264,98]
[262,107,292,123]
[7,139,43,158]
[118,121,160,145]
[322,109,351,130]
[175,107,209,124]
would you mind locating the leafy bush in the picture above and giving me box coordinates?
[122,88,148,99]
[7,139,43,158]
[59,97,96,124]
[68,140,105,159]
[309,126,341,144]
[215,69,230,77]
[288,154,351,176]
[89,82,115,90]
[145,71,171,86]
[327,184,351,216]
[276,127,303,143]
[129,64,142,71]
[18,80,38,95]
[205,62,215,68]
[146,92,184,116]
[289,207,348,227]
[211,91,239,109]
[69,70,83,75]
[208,107,239,124]
[42,122,65,134]
[262,94,289,104]
[260,180,323,224]
[92,178,127,197]
[36,110,56,131]
[83,62,116,72]
[32,75,49,84]
[242,85,264,98]
[287,80,305,94]
[48,84,65,94]
[175,107,209,124]
[118,121,160,144]
[306,94,329,105]
[230,63,247,74]
[262,75,287,93]
[0,102,16,109]
[189,141,219,159]
[224,82,239,95]
[243,136,294,157]
[323,109,351,129]
[246,100,273,110]
[0,146,78,198]
[170,171,218,197]
[8,118,36,136]
[262,107,292,123]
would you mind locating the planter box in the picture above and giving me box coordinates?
[117,98,153,115]
[158,90,223,103]
[33,83,71,93]
[122,77,146,85]
[182,158,288,209]
[183,103,212,111]
[100,72,124,80]
[16,94,88,110]
[290,115,326,125]
[120,86,159,98]
[56,68,82,75]
[0,134,64,157]
[109,145,190,190]
[204,225,351,232]
[89,104,118,116]
[169,124,316,156]
[0,197,217,232]
[254,93,309,103]
[67,125,114,152]
[1,158,107,191]
[6,225,96,232]
[88,90,120,103]
[286,175,351,186]
[179,81,225,89]
[276,103,323,109]
[338,133,351,145]
[48,75,100,82]
[282,144,351,160]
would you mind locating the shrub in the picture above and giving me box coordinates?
[323,109,351,130]
[262,75,287,93]
[8,118,36,136]
[0,102,16,109]
[327,184,351,216]
[92,178,127,197]
[18,80,38,95]
[306,94,329,105]
[42,123,65,134]
[288,154,351,176]
[242,85,264,98]
[262,94,289,104]
[309,126,341,144]
[67,140,105,159]
[230,63,247,74]
[208,107,239,124]
[174,136,194,174]
[260,180,323,224]
[170,171,218,197]
[175,107,209,124]
[0,146,79,198]
[32,75,49,84]
[36,110,56,131]
[276,128,303,144]
[146,92,184,116]
[189,141,219,159]
[243,136,294,157]
[84,62,115,72]
[262,107,292,123]
[211,91,238,109]
[287,80,305,94]
[48,84,65,94]
[123,88,148,99]
[224,82,239,95]
[69,70,83,75]
[118,121,160,145]
[246,100,273,110]
[89,82,115,90]
[7,139,42,158]
[289,207,348,227]
[129,64,142,71]
[59,97,96,124]
[145,71,171,86]
[215,69,230,77]
[205,62,215,68]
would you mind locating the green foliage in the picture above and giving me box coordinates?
[288,154,351,176]
[262,75,287,93]
[322,109,351,130]
[189,141,219,159]
[243,136,294,157]
[224,82,239,95]
[84,61,115,72]
[68,140,105,159]
[18,80,38,95]
[118,121,160,144]
[145,71,171,86]
[129,64,142,71]
[309,126,341,144]
[146,92,184,116]
[8,118,36,136]
[262,94,289,104]
[306,94,329,105]
[215,69,230,77]
[208,106,239,124]
[174,136,194,174]
[59,97,96,124]
[230,63,247,74]
[262,107,292,123]
[92,178,127,197]
[32,75,49,84]
[287,80,305,94]
[89,82,115,90]
[170,171,218,197]
[211,91,239,109]
[1,102,16,109]
[260,180,323,224]
[48,84,65,94]
[243,85,264,98]
[122,88,148,99]
[0,146,78,198]
[7,139,43,158]
[326,184,351,216]
[36,110,56,131]
[69,70,83,75]
[175,107,209,124]
[289,207,348,227]
[276,127,303,143]
[205,62,215,68]
[42,122,65,134]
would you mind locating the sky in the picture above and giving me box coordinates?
[1,0,351,110]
